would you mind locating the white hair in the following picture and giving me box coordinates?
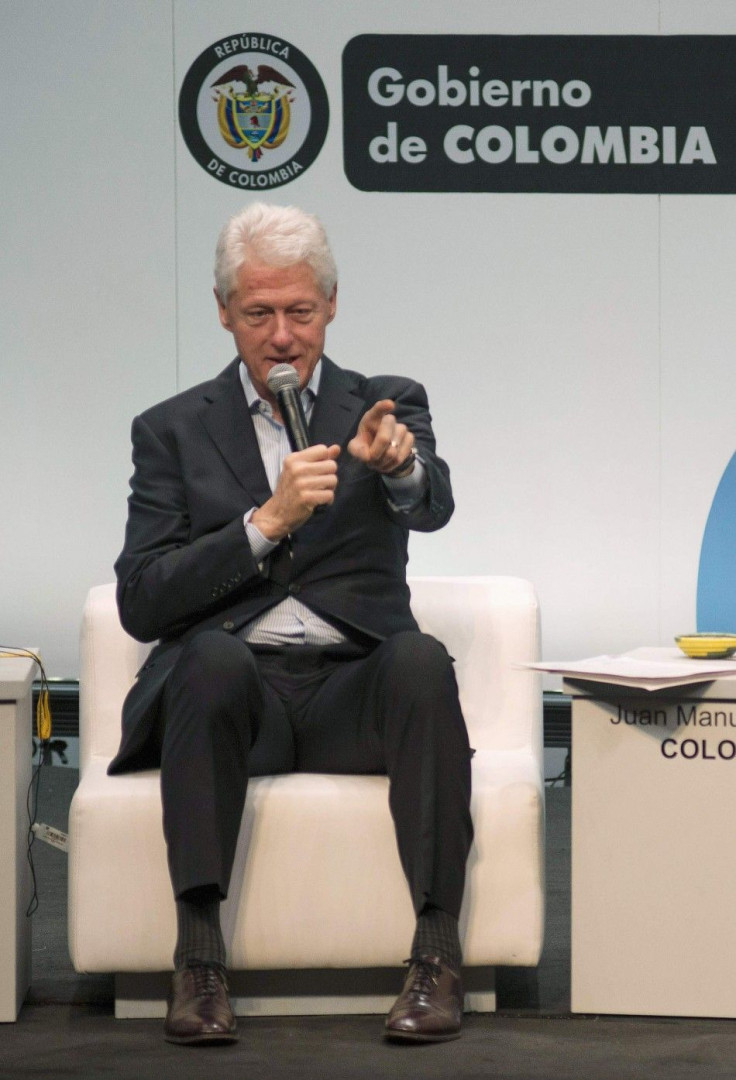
[214,203,337,301]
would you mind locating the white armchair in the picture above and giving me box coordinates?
[69,576,544,1017]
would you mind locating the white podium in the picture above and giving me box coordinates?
[0,655,35,1021]
[568,672,736,1018]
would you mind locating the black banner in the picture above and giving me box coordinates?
[342,36,736,193]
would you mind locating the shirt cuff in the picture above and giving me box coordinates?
[244,508,279,562]
[382,456,428,511]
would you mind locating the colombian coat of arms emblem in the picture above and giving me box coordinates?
[213,64,295,162]
[179,34,329,189]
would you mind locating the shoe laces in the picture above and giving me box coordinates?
[189,964,224,998]
[404,957,442,998]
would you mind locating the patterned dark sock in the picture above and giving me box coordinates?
[411,905,462,970]
[173,885,226,972]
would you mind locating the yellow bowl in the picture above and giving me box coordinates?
[675,633,736,659]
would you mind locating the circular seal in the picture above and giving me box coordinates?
[179,33,329,190]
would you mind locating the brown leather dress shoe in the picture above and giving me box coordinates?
[385,955,463,1043]
[164,964,238,1045]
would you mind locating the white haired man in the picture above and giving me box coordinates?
[110,203,474,1045]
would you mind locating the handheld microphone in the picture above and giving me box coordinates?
[266,364,310,451]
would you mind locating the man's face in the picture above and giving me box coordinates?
[216,260,336,407]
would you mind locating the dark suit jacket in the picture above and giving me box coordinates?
[108,355,454,774]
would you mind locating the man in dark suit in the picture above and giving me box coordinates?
[111,203,473,1046]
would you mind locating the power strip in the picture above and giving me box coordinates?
[32,822,68,853]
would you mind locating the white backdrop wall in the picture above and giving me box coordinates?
[3,0,736,676]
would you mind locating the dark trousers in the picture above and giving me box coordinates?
[158,629,474,919]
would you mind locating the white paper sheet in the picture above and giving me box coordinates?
[522,647,736,691]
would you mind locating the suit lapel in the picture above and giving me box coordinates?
[309,356,365,448]
[198,360,273,506]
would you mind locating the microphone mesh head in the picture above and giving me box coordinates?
[266,364,300,394]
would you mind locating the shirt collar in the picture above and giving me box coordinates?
[239,358,322,411]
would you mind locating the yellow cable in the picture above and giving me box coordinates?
[0,648,52,740]
[36,689,52,741]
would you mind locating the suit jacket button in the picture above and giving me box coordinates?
[288,583,300,595]
[222,620,235,630]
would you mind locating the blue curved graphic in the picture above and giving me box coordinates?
[697,451,736,631]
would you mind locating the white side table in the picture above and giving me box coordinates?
[567,671,736,1018]
[0,655,36,1021]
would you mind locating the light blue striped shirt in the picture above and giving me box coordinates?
[238,359,425,646]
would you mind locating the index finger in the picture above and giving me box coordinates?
[288,443,337,461]
[360,399,396,431]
